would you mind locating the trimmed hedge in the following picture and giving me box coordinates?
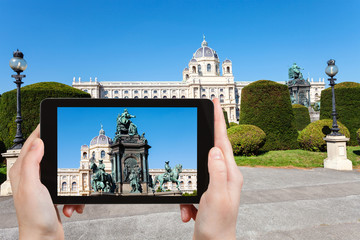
[239,80,299,150]
[0,82,90,150]
[227,124,266,156]
[292,104,310,131]
[229,122,238,128]
[357,128,360,145]
[320,82,360,146]
[298,119,350,152]
[223,111,230,129]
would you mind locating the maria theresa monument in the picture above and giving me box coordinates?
[72,37,325,122]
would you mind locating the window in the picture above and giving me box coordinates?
[202,88,206,92]
[198,64,201,72]
[154,96,158,99]
[104,96,108,99]
[207,64,211,72]
[124,96,129,98]
[114,96,119,99]
[71,182,77,191]
[172,96,176,98]
[201,94,206,99]
[114,90,119,94]
[62,182,67,192]
[104,90,108,94]
[220,94,224,103]
[144,96,148,99]
[92,151,95,158]
[134,90,138,94]
[101,150,105,159]
[144,90,148,94]
[163,96,167,99]
[315,88,318,91]
[124,90,128,94]
[181,96,185,98]
[185,74,189,79]
[154,90,157,93]
[216,64,219,73]
[83,152,87,159]
[211,94,215,100]
[220,89,223,92]
[211,88,215,92]
[163,90,166,93]
[84,89,88,93]
[226,66,230,73]
[134,96,138,99]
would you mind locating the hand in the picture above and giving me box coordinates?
[180,99,243,240]
[9,125,85,240]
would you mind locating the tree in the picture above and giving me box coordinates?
[292,104,310,131]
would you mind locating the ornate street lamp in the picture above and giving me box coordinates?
[325,59,341,136]
[9,49,27,149]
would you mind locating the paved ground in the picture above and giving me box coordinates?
[1,167,360,240]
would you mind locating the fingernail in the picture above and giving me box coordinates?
[210,147,223,160]
[30,139,40,150]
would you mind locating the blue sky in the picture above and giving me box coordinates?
[0,0,359,94]
[57,107,197,169]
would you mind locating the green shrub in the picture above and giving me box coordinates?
[223,110,230,129]
[227,124,266,156]
[239,80,299,150]
[229,122,238,128]
[298,119,350,152]
[320,82,360,146]
[357,128,360,145]
[292,104,310,131]
[0,82,90,150]
[183,190,197,196]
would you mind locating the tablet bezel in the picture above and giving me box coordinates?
[40,98,213,204]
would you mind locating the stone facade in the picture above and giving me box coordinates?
[72,37,325,123]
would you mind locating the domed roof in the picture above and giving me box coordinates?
[190,58,197,63]
[81,144,89,149]
[223,59,232,63]
[90,125,113,146]
[193,37,218,59]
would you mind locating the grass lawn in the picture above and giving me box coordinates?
[235,146,360,169]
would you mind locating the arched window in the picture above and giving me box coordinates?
[62,182,67,192]
[154,90,157,93]
[198,65,201,73]
[181,96,185,99]
[163,96,167,99]
[201,94,206,99]
[172,96,176,98]
[83,152,87,159]
[114,96,119,99]
[226,66,230,73]
[163,90,167,93]
[185,74,189,79]
[92,151,95,158]
[84,89,88,93]
[188,181,192,185]
[114,90,119,94]
[124,90,128,94]
[220,88,223,92]
[207,64,211,72]
[71,182,77,191]
[220,94,224,103]
[216,64,219,73]
[180,181,184,187]
[211,94,215,100]
[192,66,196,73]
[144,96,148,99]
[134,96,139,99]
[144,90,148,94]
[101,150,105,159]
[154,96,158,99]
[124,96,129,98]
[134,90,138,94]
[211,88,215,92]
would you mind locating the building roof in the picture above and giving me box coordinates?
[193,37,218,59]
[90,125,113,146]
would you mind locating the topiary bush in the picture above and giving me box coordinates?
[223,110,230,129]
[292,104,310,131]
[227,124,266,156]
[239,80,298,151]
[0,82,90,150]
[229,122,238,128]
[320,82,360,146]
[357,128,360,145]
[298,119,350,152]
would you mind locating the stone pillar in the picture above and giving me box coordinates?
[323,135,353,171]
[0,149,21,196]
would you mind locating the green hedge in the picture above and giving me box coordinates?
[298,119,350,152]
[239,80,299,150]
[223,110,230,129]
[292,104,310,131]
[227,124,266,156]
[0,82,90,150]
[320,82,360,146]
[229,122,238,128]
[357,128,360,145]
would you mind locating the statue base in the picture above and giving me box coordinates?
[151,190,183,196]
[0,149,21,196]
[324,135,353,171]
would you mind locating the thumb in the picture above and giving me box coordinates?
[207,147,227,193]
[20,138,44,183]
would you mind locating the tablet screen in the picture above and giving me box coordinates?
[57,107,197,197]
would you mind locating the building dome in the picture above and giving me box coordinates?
[90,125,113,146]
[190,58,197,63]
[81,144,89,149]
[223,59,232,63]
[193,37,218,59]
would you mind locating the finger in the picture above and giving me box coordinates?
[207,147,227,193]
[212,99,239,179]
[16,125,40,167]
[63,205,75,218]
[19,138,44,183]
[180,204,198,222]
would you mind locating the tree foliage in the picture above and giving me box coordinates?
[239,80,298,150]
[320,82,360,146]
[292,104,310,131]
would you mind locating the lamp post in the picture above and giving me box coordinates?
[9,49,27,149]
[325,59,341,136]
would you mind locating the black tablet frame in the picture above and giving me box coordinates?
[40,98,213,204]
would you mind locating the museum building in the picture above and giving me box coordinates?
[57,126,197,196]
[72,37,325,123]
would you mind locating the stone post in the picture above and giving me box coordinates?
[323,135,353,171]
[0,149,21,196]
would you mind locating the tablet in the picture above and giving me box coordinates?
[40,98,213,204]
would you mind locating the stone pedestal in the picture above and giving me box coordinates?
[323,135,352,171]
[0,149,21,196]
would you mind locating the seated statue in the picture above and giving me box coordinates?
[114,109,138,142]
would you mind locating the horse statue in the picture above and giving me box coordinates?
[153,163,183,192]
[90,159,116,193]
